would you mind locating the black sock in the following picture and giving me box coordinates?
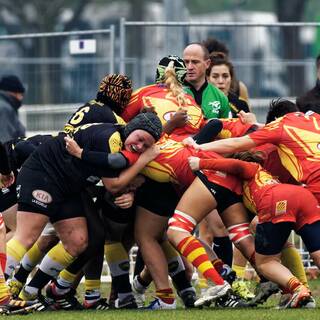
[134,250,145,277]
[26,269,53,291]
[13,265,30,283]
[212,236,233,266]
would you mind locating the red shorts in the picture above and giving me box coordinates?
[257,184,320,230]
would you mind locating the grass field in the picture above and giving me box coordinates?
[6,279,320,320]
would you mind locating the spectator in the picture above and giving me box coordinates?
[203,37,250,105]
[0,75,26,143]
[296,54,320,113]
[207,52,250,117]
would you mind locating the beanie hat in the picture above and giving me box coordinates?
[96,74,132,112]
[124,112,162,141]
[155,55,187,84]
[0,75,25,93]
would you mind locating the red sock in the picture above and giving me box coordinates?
[177,236,224,285]
[0,253,6,273]
[287,277,301,294]
[212,259,224,274]
[156,288,175,304]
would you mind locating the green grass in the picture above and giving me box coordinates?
[6,279,320,320]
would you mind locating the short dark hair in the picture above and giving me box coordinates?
[202,37,229,56]
[266,98,299,124]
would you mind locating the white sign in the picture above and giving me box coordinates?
[69,39,96,55]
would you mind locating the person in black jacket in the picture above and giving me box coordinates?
[296,54,320,113]
[0,75,26,143]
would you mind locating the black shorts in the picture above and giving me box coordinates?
[255,222,294,255]
[97,194,136,225]
[0,183,17,212]
[17,166,85,223]
[297,221,320,253]
[135,178,179,217]
[196,171,242,213]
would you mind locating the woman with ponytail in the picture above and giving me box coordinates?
[121,55,206,142]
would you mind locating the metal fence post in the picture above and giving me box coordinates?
[119,17,126,74]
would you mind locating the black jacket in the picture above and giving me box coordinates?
[296,80,320,113]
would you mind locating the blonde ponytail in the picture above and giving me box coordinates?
[164,61,187,108]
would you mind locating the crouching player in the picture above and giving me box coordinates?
[188,152,320,308]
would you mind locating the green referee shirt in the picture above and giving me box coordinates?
[184,81,231,119]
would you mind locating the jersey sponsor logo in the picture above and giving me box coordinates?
[208,101,221,112]
[1,188,10,195]
[32,190,52,204]
[16,185,21,199]
[275,200,287,215]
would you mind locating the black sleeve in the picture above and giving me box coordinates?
[193,119,223,144]
[0,142,11,175]
[14,140,38,164]
[81,150,129,169]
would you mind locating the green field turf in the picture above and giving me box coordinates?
[6,279,320,320]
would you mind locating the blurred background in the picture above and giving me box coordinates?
[1,0,320,131]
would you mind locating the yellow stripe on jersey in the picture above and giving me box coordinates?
[284,125,320,161]
[108,131,122,153]
[243,182,257,215]
[277,144,303,182]
[113,112,126,125]
[141,161,177,184]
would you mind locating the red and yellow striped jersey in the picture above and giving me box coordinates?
[217,118,254,139]
[142,135,242,194]
[121,84,205,140]
[249,112,320,190]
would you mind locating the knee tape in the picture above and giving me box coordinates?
[168,210,197,233]
[227,223,251,244]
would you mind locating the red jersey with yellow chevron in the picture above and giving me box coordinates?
[217,118,254,139]
[249,112,320,194]
[141,135,242,194]
[121,84,205,140]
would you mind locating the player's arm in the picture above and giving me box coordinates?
[193,119,223,144]
[199,135,256,154]
[102,145,160,194]
[189,157,258,180]
[65,135,139,169]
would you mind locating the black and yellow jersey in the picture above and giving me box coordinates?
[22,123,124,197]
[5,134,52,171]
[228,92,250,118]
[64,99,126,134]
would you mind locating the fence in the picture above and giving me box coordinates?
[0,28,115,105]
[119,19,320,99]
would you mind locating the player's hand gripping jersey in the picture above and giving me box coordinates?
[217,118,255,139]
[141,135,242,194]
[122,84,205,140]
